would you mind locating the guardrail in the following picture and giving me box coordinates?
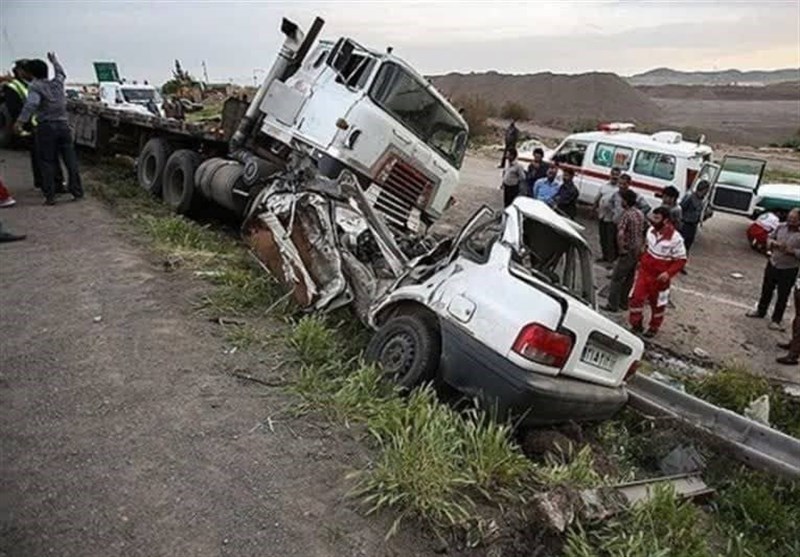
[627,374,800,479]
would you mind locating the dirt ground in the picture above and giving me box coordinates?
[0,148,431,557]
[437,153,800,386]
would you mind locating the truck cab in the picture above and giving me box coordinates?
[99,82,165,118]
[256,39,468,235]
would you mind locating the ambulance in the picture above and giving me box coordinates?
[519,123,769,218]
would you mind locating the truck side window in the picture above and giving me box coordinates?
[553,141,588,166]
[593,143,632,170]
[634,150,676,181]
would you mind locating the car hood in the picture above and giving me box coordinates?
[757,183,800,201]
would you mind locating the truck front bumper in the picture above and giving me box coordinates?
[439,321,628,425]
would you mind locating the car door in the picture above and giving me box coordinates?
[708,155,767,216]
[687,161,720,221]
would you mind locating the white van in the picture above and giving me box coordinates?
[518,124,769,218]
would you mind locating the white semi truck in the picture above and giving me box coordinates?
[68,16,643,424]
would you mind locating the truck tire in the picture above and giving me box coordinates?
[137,138,173,195]
[365,313,441,389]
[163,149,201,215]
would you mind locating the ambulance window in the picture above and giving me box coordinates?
[312,49,329,69]
[594,143,632,170]
[634,150,676,181]
[553,140,588,166]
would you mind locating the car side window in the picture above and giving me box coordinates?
[634,150,676,181]
[553,140,588,167]
[593,143,632,170]
[460,215,504,263]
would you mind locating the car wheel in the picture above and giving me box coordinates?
[137,138,173,195]
[365,313,441,389]
[163,149,201,215]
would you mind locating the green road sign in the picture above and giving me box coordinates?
[93,62,120,83]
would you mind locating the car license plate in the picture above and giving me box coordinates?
[581,344,617,371]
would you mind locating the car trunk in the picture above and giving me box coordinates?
[511,209,639,388]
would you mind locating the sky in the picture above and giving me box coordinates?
[1,0,798,85]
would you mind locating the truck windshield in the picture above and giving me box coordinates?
[123,89,158,103]
[515,218,594,305]
[369,62,467,169]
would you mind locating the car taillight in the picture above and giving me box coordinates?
[624,360,640,380]
[512,323,573,368]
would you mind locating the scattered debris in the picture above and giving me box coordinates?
[162,255,183,272]
[534,473,714,532]
[230,370,285,388]
[209,316,247,326]
[783,384,800,398]
[730,272,744,279]
[744,394,770,426]
[659,444,707,474]
[692,347,710,360]
[93,315,103,323]
[194,270,224,277]
[650,371,686,392]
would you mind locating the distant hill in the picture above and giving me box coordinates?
[430,71,661,126]
[628,67,800,86]
[636,81,800,101]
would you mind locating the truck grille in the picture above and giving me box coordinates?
[368,158,434,233]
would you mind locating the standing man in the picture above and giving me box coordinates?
[499,120,519,168]
[628,207,687,337]
[532,165,561,207]
[679,180,710,253]
[526,147,549,197]
[746,208,800,331]
[594,167,621,264]
[603,189,645,313]
[776,275,800,365]
[610,173,651,224]
[500,148,526,207]
[555,167,579,218]
[15,53,83,205]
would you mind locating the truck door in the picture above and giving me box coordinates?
[708,155,767,216]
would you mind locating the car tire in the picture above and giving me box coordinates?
[365,313,441,389]
[163,149,201,215]
[137,138,173,195]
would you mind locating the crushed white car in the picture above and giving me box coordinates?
[244,165,643,424]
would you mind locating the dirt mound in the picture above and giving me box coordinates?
[431,71,662,127]
[637,81,800,101]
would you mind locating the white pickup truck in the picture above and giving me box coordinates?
[364,198,645,424]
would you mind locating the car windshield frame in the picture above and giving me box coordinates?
[368,61,467,169]
[122,89,159,103]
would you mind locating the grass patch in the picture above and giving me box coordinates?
[564,485,712,557]
[534,445,606,489]
[223,323,277,350]
[712,468,800,557]
[186,101,224,123]
[286,317,534,537]
[684,365,800,438]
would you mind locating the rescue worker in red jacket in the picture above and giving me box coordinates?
[628,206,687,337]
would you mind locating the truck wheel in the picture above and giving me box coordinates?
[365,313,441,389]
[163,149,201,215]
[137,138,173,195]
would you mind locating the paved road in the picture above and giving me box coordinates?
[0,149,423,557]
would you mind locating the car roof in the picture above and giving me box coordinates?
[510,198,588,245]
[564,130,713,157]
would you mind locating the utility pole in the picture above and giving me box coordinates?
[202,60,209,84]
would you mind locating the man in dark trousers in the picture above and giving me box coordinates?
[499,120,519,168]
[776,276,800,365]
[747,208,800,331]
[679,180,710,252]
[594,167,621,264]
[500,148,526,207]
[15,52,82,205]
[3,60,64,191]
[603,189,646,313]
[555,167,579,218]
